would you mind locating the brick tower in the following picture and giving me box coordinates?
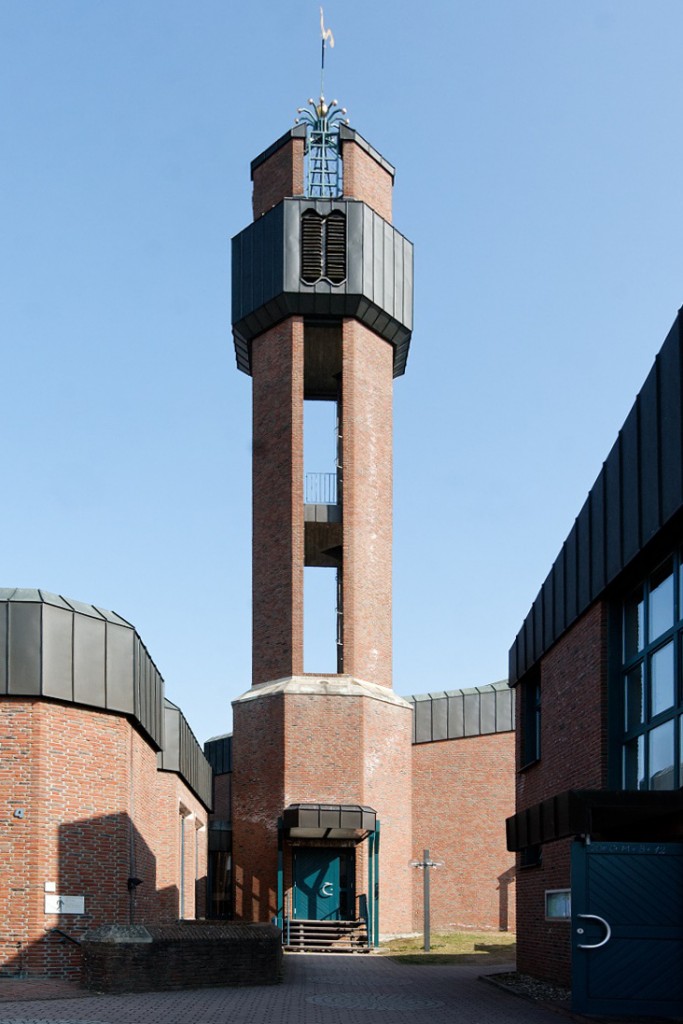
[230,99,414,940]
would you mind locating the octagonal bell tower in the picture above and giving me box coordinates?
[230,99,415,940]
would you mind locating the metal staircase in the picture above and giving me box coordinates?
[283,918,369,953]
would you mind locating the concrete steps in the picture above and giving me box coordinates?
[283,918,369,953]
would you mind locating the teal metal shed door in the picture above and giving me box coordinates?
[294,849,354,920]
[571,840,683,1017]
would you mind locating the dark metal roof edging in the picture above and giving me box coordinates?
[282,803,377,836]
[158,699,213,811]
[506,789,683,851]
[406,680,514,744]
[0,589,211,811]
[509,307,683,685]
[338,125,395,178]
[204,732,233,775]
[250,124,307,179]
[231,196,413,378]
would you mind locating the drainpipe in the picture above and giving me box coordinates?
[374,821,380,947]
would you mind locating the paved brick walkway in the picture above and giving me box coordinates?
[0,954,570,1024]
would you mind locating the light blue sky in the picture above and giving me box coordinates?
[3,1,683,746]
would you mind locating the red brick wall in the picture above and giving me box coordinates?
[232,710,518,940]
[516,841,572,986]
[1,699,41,976]
[252,137,304,219]
[515,600,608,983]
[1,698,207,979]
[251,134,392,222]
[154,767,208,923]
[283,690,413,934]
[361,696,413,934]
[251,318,305,686]
[231,693,285,922]
[412,731,516,933]
[341,320,394,688]
[251,317,394,689]
[342,140,393,222]
[517,601,609,813]
[283,692,364,805]
[82,922,283,992]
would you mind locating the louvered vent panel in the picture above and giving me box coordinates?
[324,212,346,283]
[301,212,323,283]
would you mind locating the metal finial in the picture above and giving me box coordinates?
[295,95,348,198]
[291,8,347,198]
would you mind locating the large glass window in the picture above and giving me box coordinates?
[621,554,682,790]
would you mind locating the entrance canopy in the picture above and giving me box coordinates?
[283,803,376,840]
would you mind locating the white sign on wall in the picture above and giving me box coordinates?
[44,894,85,915]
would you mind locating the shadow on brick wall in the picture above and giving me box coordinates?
[233,843,278,923]
[1,811,208,979]
[497,865,516,932]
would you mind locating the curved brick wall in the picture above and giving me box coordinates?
[1,699,208,979]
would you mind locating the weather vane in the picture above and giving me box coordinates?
[294,8,349,198]
[320,6,334,98]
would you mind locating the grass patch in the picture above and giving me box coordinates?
[380,931,516,966]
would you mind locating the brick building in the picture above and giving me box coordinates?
[1,103,517,978]
[507,308,683,1016]
[0,589,211,979]
[216,102,516,947]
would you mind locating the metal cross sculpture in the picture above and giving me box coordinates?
[410,849,445,951]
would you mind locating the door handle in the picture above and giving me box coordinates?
[576,913,611,949]
[320,882,334,897]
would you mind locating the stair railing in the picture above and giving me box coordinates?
[357,893,369,946]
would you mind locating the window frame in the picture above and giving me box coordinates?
[620,552,683,791]
[520,670,541,770]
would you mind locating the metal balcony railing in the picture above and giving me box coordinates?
[305,472,337,505]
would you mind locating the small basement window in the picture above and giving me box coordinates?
[545,889,571,920]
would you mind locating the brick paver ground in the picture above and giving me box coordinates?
[0,954,578,1024]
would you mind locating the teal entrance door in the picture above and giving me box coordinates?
[293,849,354,920]
[572,840,683,1017]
